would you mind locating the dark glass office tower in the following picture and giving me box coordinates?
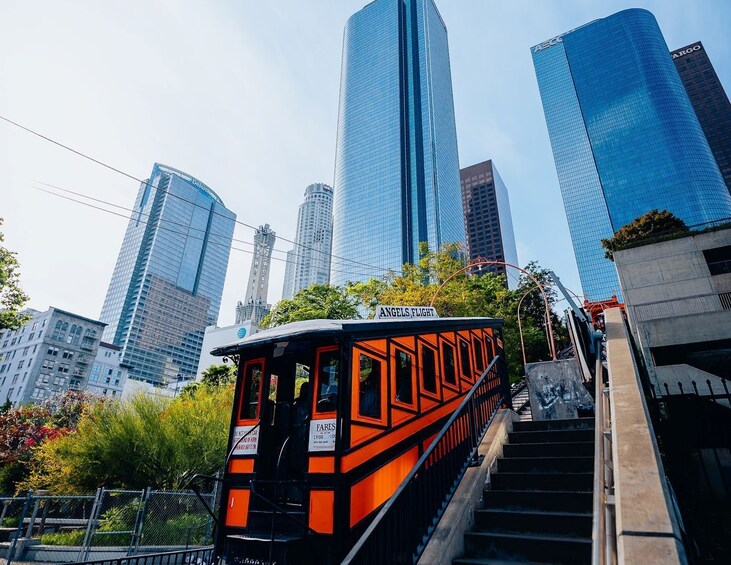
[460,160,519,289]
[100,164,236,384]
[673,42,731,195]
[532,9,731,301]
[331,0,465,285]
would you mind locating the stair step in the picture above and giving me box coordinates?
[454,559,559,565]
[475,509,592,538]
[483,490,592,513]
[227,533,314,564]
[503,441,594,458]
[490,472,593,492]
[497,456,594,474]
[513,418,594,432]
[463,531,591,564]
[508,429,594,444]
[246,509,308,535]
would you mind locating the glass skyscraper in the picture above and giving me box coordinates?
[100,163,236,384]
[672,42,731,195]
[532,9,731,301]
[460,160,520,290]
[331,0,465,285]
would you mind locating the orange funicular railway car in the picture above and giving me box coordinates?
[212,316,506,564]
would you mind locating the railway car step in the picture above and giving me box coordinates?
[227,533,315,565]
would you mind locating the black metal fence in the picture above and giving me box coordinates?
[1,486,219,565]
[652,378,731,563]
[70,545,215,565]
[341,355,509,564]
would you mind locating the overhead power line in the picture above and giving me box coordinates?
[0,113,392,274]
[31,185,384,280]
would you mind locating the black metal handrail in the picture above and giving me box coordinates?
[342,355,508,564]
[70,545,214,565]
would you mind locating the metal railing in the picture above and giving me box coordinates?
[341,356,508,564]
[653,379,731,562]
[632,291,731,322]
[70,545,215,565]
[591,349,617,565]
[2,487,218,565]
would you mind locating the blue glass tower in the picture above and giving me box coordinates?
[100,164,236,384]
[331,0,465,285]
[532,9,731,301]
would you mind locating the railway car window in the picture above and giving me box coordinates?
[459,338,472,378]
[358,354,381,419]
[239,362,263,420]
[394,349,413,405]
[474,338,485,373]
[442,343,456,385]
[316,349,339,413]
[421,345,437,394]
[485,337,494,363]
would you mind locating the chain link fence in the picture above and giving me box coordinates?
[0,485,219,564]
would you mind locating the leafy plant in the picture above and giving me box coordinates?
[261,284,360,328]
[0,218,31,331]
[601,209,688,260]
[22,385,232,493]
[40,530,85,546]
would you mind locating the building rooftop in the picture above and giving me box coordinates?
[212,316,503,356]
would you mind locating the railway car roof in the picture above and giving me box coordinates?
[212,316,503,357]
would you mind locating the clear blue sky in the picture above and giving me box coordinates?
[1,0,729,324]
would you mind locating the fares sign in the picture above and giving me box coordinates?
[309,418,337,452]
[375,305,439,320]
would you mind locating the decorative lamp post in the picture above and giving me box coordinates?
[430,258,557,360]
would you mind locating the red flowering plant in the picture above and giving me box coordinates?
[0,390,99,492]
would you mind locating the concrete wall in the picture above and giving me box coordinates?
[604,308,687,564]
[525,359,594,420]
[613,228,731,391]
[614,228,731,347]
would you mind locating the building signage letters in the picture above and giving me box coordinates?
[672,44,701,59]
[309,418,337,452]
[375,305,439,319]
[533,35,564,53]
[231,425,260,455]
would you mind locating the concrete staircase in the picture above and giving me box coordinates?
[453,418,594,564]
[511,380,533,422]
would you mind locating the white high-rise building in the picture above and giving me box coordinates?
[236,224,276,325]
[282,183,334,299]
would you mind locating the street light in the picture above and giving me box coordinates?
[430,258,557,360]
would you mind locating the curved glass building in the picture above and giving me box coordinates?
[331,0,465,285]
[100,163,236,384]
[532,9,731,301]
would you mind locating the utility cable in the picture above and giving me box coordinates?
[31,185,383,280]
[0,114,392,274]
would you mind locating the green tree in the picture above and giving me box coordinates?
[180,364,236,397]
[22,385,232,493]
[601,209,688,260]
[261,284,360,328]
[200,364,236,387]
[0,219,30,331]
[346,244,567,381]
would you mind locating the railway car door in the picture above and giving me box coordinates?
[252,344,313,507]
